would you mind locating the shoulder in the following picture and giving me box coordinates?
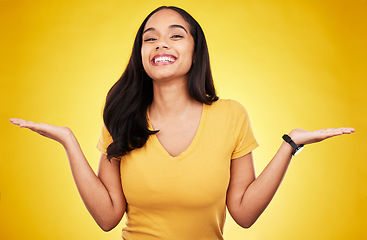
[210,98,248,116]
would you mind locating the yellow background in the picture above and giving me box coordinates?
[1,0,366,239]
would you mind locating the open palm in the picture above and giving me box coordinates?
[9,118,72,145]
[289,128,355,146]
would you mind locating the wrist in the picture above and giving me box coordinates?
[60,127,75,147]
[281,141,294,156]
[288,130,299,144]
[282,134,304,156]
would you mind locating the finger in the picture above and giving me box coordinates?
[9,118,36,129]
[10,118,27,126]
[9,118,23,125]
[316,128,354,138]
[315,128,340,134]
[324,128,355,135]
[328,129,344,137]
[313,129,342,140]
[338,127,355,134]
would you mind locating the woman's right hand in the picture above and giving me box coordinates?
[10,118,126,230]
[9,118,73,145]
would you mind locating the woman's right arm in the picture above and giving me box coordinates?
[9,118,126,231]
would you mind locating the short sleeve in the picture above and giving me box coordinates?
[96,124,113,155]
[230,100,259,159]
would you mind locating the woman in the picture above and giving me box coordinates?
[9,6,354,240]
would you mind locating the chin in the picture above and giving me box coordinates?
[151,75,177,82]
[148,71,183,82]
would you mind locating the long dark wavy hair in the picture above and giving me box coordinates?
[103,6,218,160]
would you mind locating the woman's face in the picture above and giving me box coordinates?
[141,9,195,82]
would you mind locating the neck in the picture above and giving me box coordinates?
[150,78,200,119]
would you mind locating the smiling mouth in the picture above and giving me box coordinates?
[151,55,177,65]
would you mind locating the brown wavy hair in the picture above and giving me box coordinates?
[103,6,218,160]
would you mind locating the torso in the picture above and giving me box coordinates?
[148,102,203,157]
[98,99,259,240]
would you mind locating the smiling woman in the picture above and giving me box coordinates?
[103,6,218,161]
[9,5,355,240]
[141,9,195,90]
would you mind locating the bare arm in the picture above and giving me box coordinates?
[227,127,355,228]
[9,118,126,231]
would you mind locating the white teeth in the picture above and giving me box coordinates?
[154,56,175,63]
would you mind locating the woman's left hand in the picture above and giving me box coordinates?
[289,128,355,146]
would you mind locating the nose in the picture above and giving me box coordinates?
[155,38,169,50]
[156,45,168,50]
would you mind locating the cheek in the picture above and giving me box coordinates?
[141,47,150,70]
[182,40,195,62]
[181,44,195,66]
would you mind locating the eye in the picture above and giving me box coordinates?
[171,34,184,39]
[144,37,157,42]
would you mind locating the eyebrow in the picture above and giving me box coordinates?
[143,24,188,35]
[169,24,188,33]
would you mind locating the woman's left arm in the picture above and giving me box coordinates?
[226,127,355,228]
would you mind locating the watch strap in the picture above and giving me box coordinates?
[282,134,304,155]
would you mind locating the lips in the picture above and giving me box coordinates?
[151,54,177,66]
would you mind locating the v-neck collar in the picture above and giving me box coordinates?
[147,103,208,161]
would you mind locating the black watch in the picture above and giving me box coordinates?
[282,134,304,156]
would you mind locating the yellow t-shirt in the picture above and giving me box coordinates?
[97,99,258,240]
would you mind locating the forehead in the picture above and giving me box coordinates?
[144,9,190,31]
